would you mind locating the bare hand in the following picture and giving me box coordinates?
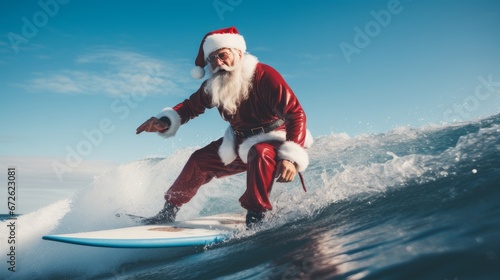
[274,159,297,183]
[136,117,169,134]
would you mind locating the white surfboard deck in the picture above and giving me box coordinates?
[42,213,246,248]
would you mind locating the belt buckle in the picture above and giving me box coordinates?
[251,126,265,136]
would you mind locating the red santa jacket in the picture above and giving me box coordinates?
[156,54,313,171]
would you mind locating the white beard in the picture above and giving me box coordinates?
[205,53,258,116]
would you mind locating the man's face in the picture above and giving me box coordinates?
[207,48,238,71]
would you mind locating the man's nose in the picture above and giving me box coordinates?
[215,57,225,66]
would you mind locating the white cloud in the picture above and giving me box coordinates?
[24,48,194,96]
[29,72,83,93]
[300,52,336,61]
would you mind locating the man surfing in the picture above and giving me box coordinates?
[136,27,313,228]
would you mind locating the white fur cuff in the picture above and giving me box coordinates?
[278,141,310,172]
[156,107,182,138]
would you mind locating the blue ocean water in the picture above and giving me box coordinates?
[1,114,499,279]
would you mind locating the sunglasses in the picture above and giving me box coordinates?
[207,51,232,63]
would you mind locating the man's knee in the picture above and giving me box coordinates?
[186,141,223,170]
[248,143,276,163]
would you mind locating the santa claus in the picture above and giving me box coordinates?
[136,27,313,228]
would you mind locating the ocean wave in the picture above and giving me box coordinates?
[1,113,499,279]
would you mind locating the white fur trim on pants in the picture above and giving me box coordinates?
[156,108,182,138]
[277,141,309,172]
[218,126,314,171]
[238,130,287,163]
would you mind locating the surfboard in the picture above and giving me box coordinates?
[42,213,245,248]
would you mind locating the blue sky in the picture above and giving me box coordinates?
[1,0,499,213]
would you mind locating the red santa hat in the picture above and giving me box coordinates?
[190,26,247,79]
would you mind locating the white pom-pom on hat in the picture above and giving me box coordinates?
[190,66,205,79]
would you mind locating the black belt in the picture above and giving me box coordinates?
[233,119,284,138]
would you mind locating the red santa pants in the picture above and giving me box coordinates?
[164,138,282,212]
